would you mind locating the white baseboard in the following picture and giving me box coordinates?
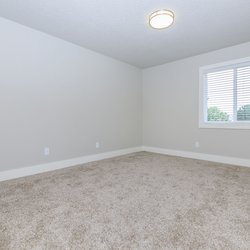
[2,146,249,182]
[142,146,250,168]
[0,147,143,182]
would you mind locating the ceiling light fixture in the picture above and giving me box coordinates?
[149,10,174,29]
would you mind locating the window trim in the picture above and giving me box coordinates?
[199,57,250,130]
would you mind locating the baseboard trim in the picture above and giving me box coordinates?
[0,147,143,182]
[142,146,250,168]
[2,146,249,182]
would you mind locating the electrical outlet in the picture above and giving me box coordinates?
[95,142,100,149]
[44,147,50,156]
[195,141,200,148]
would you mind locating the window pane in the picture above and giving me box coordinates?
[207,69,234,122]
[237,66,250,121]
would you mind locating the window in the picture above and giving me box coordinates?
[199,57,250,129]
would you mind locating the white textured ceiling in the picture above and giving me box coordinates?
[0,0,250,68]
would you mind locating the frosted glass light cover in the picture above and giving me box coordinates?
[149,10,174,29]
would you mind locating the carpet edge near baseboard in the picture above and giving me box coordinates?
[143,146,250,168]
[1,146,249,182]
[0,147,143,182]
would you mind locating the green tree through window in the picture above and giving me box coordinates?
[207,107,229,121]
[237,104,250,121]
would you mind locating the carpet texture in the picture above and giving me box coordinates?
[0,152,250,250]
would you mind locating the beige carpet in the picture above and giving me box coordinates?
[0,152,250,250]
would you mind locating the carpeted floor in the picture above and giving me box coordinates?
[0,152,250,250]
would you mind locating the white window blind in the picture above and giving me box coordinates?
[199,57,250,129]
[237,66,250,121]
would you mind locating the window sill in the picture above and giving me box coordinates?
[199,122,250,130]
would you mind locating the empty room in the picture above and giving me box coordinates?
[0,1,250,249]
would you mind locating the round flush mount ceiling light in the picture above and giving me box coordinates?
[149,10,174,29]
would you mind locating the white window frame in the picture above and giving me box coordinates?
[199,57,250,129]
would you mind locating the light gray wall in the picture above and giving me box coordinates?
[1,16,249,172]
[143,42,250,159]
[0,17,142,171]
